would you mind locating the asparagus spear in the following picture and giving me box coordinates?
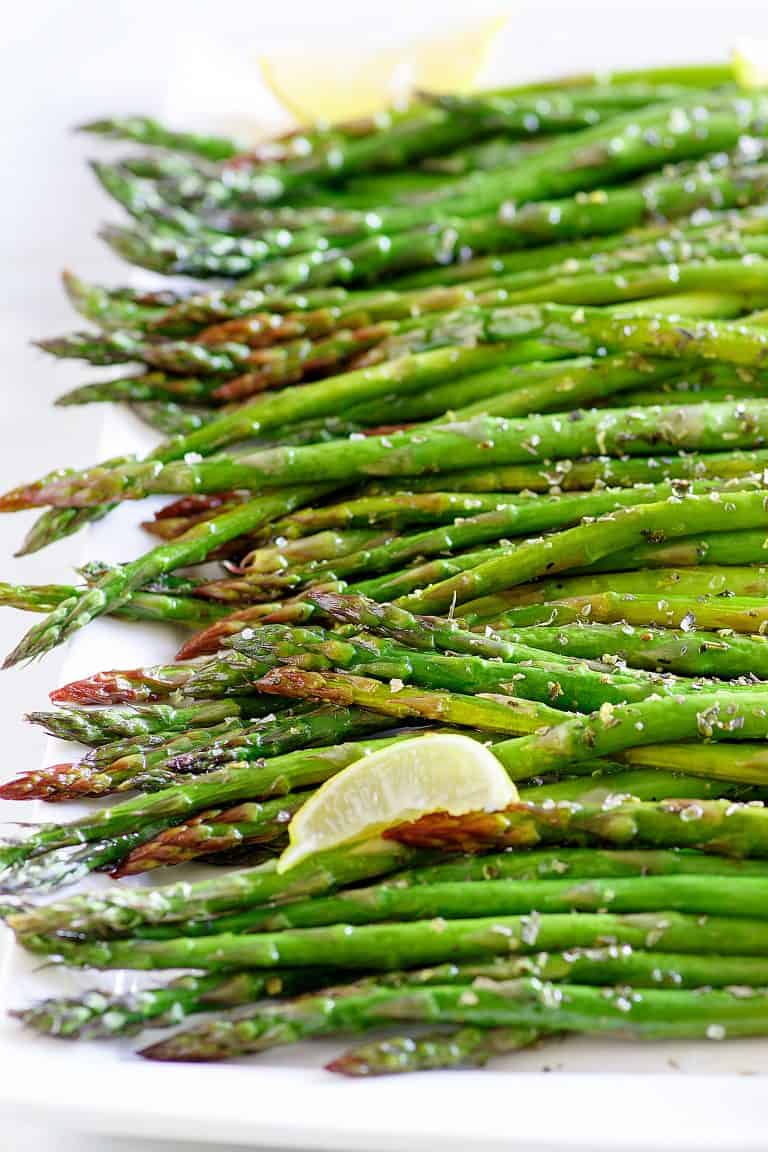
[394,490,768,615]
[0,823,180,893]
[19,396,768,511]
[232,163,768,288]
[71,204,759,342]
[19,342,527,558]
[236,482,748,594]
[144,977,768,1062]
[113,793,308,875]
[150,259,768,358]
[50,661,203,705]
[61,270,176,329]
[21,937,739,1051]
[364,449,768,495]
[253,666,569,733]
[348,525,768,605]
[501,622,768,680]
[348,546,523,604]
[236,874,768,934]
[0,705,389,801]
[12,969,332,1040]
[493,565,768,605]
[129,402,217,437]
[25,910,768,973]
[305,592,724,677]
[480,593,768,635]
[4,487,325,665]
[0,581,230,628]
[15,505,115,557]
[18,833,768,942]
[81,116,245,160]
[328,1027,541,1076]
[165,98,768,234]
[481,689,768,780]
[91,200,764,332]
[25,699,272,746]
[586,527,768,572]
[232,624,669,713]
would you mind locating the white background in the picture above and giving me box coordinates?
[1,1,768,1148]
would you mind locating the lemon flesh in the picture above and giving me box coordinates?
[733,40,768,89]
[259,16,509,124]
[278,732,516,873]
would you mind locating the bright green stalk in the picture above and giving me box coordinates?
[0,581,229,628]
[139,979,768,1063]
[479,593,768,635]
[25,699,270,746]
[19,400,768,509]
[4,487,323,666]
[12,968,330,1040]
[224,874,768,934]
[393,490,768,615]
[500,622,768,680]
[25,911,768,974]
[329,1027,540,1076]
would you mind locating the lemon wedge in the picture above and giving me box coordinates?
[733,40,768,89]
[277,732,516,873]
[259,15,510,124]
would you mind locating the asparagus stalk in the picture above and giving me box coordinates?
[232,623,670,713]
[493,565,768,606]
[17,398,768,510]
[112,794,308,875]
[81,116,245,160]
[394,490,768,615]
[328,1027,541,1076]
[253,667,569,735]
[4,487,325,665]
[236,874,768,934]
[61,270,176,329]
[129,402,216,437]
[586,527,768,572]
[232,163,768,288]
[140,979,768,1063]
[501,622,768,680]
[157,259,768,357]
[0,705,388,801]
[0,581,230,628]
[12,968,333,1040]
[480,593,768,635]
[364,449,768,495]
[49,662,203,705]
[239,482,749,593]
[17,833,768,942]
[15,506,114,557]
[25,699,272,746]
[25,910,768,973]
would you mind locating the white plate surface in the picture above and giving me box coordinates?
[3,16,768,1147]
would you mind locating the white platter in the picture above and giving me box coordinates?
[2,26,768,1149]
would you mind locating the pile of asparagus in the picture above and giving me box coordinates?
[11,61,768,1073]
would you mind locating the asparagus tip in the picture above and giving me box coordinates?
[50,671,143,705]
[138,1036,207,1062]
[76,118,111,135]
[0,765,75,802]
[0,482,47,513]
[3,618,59,668]
[324,1052,372,1077]
[176,623,233,659]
